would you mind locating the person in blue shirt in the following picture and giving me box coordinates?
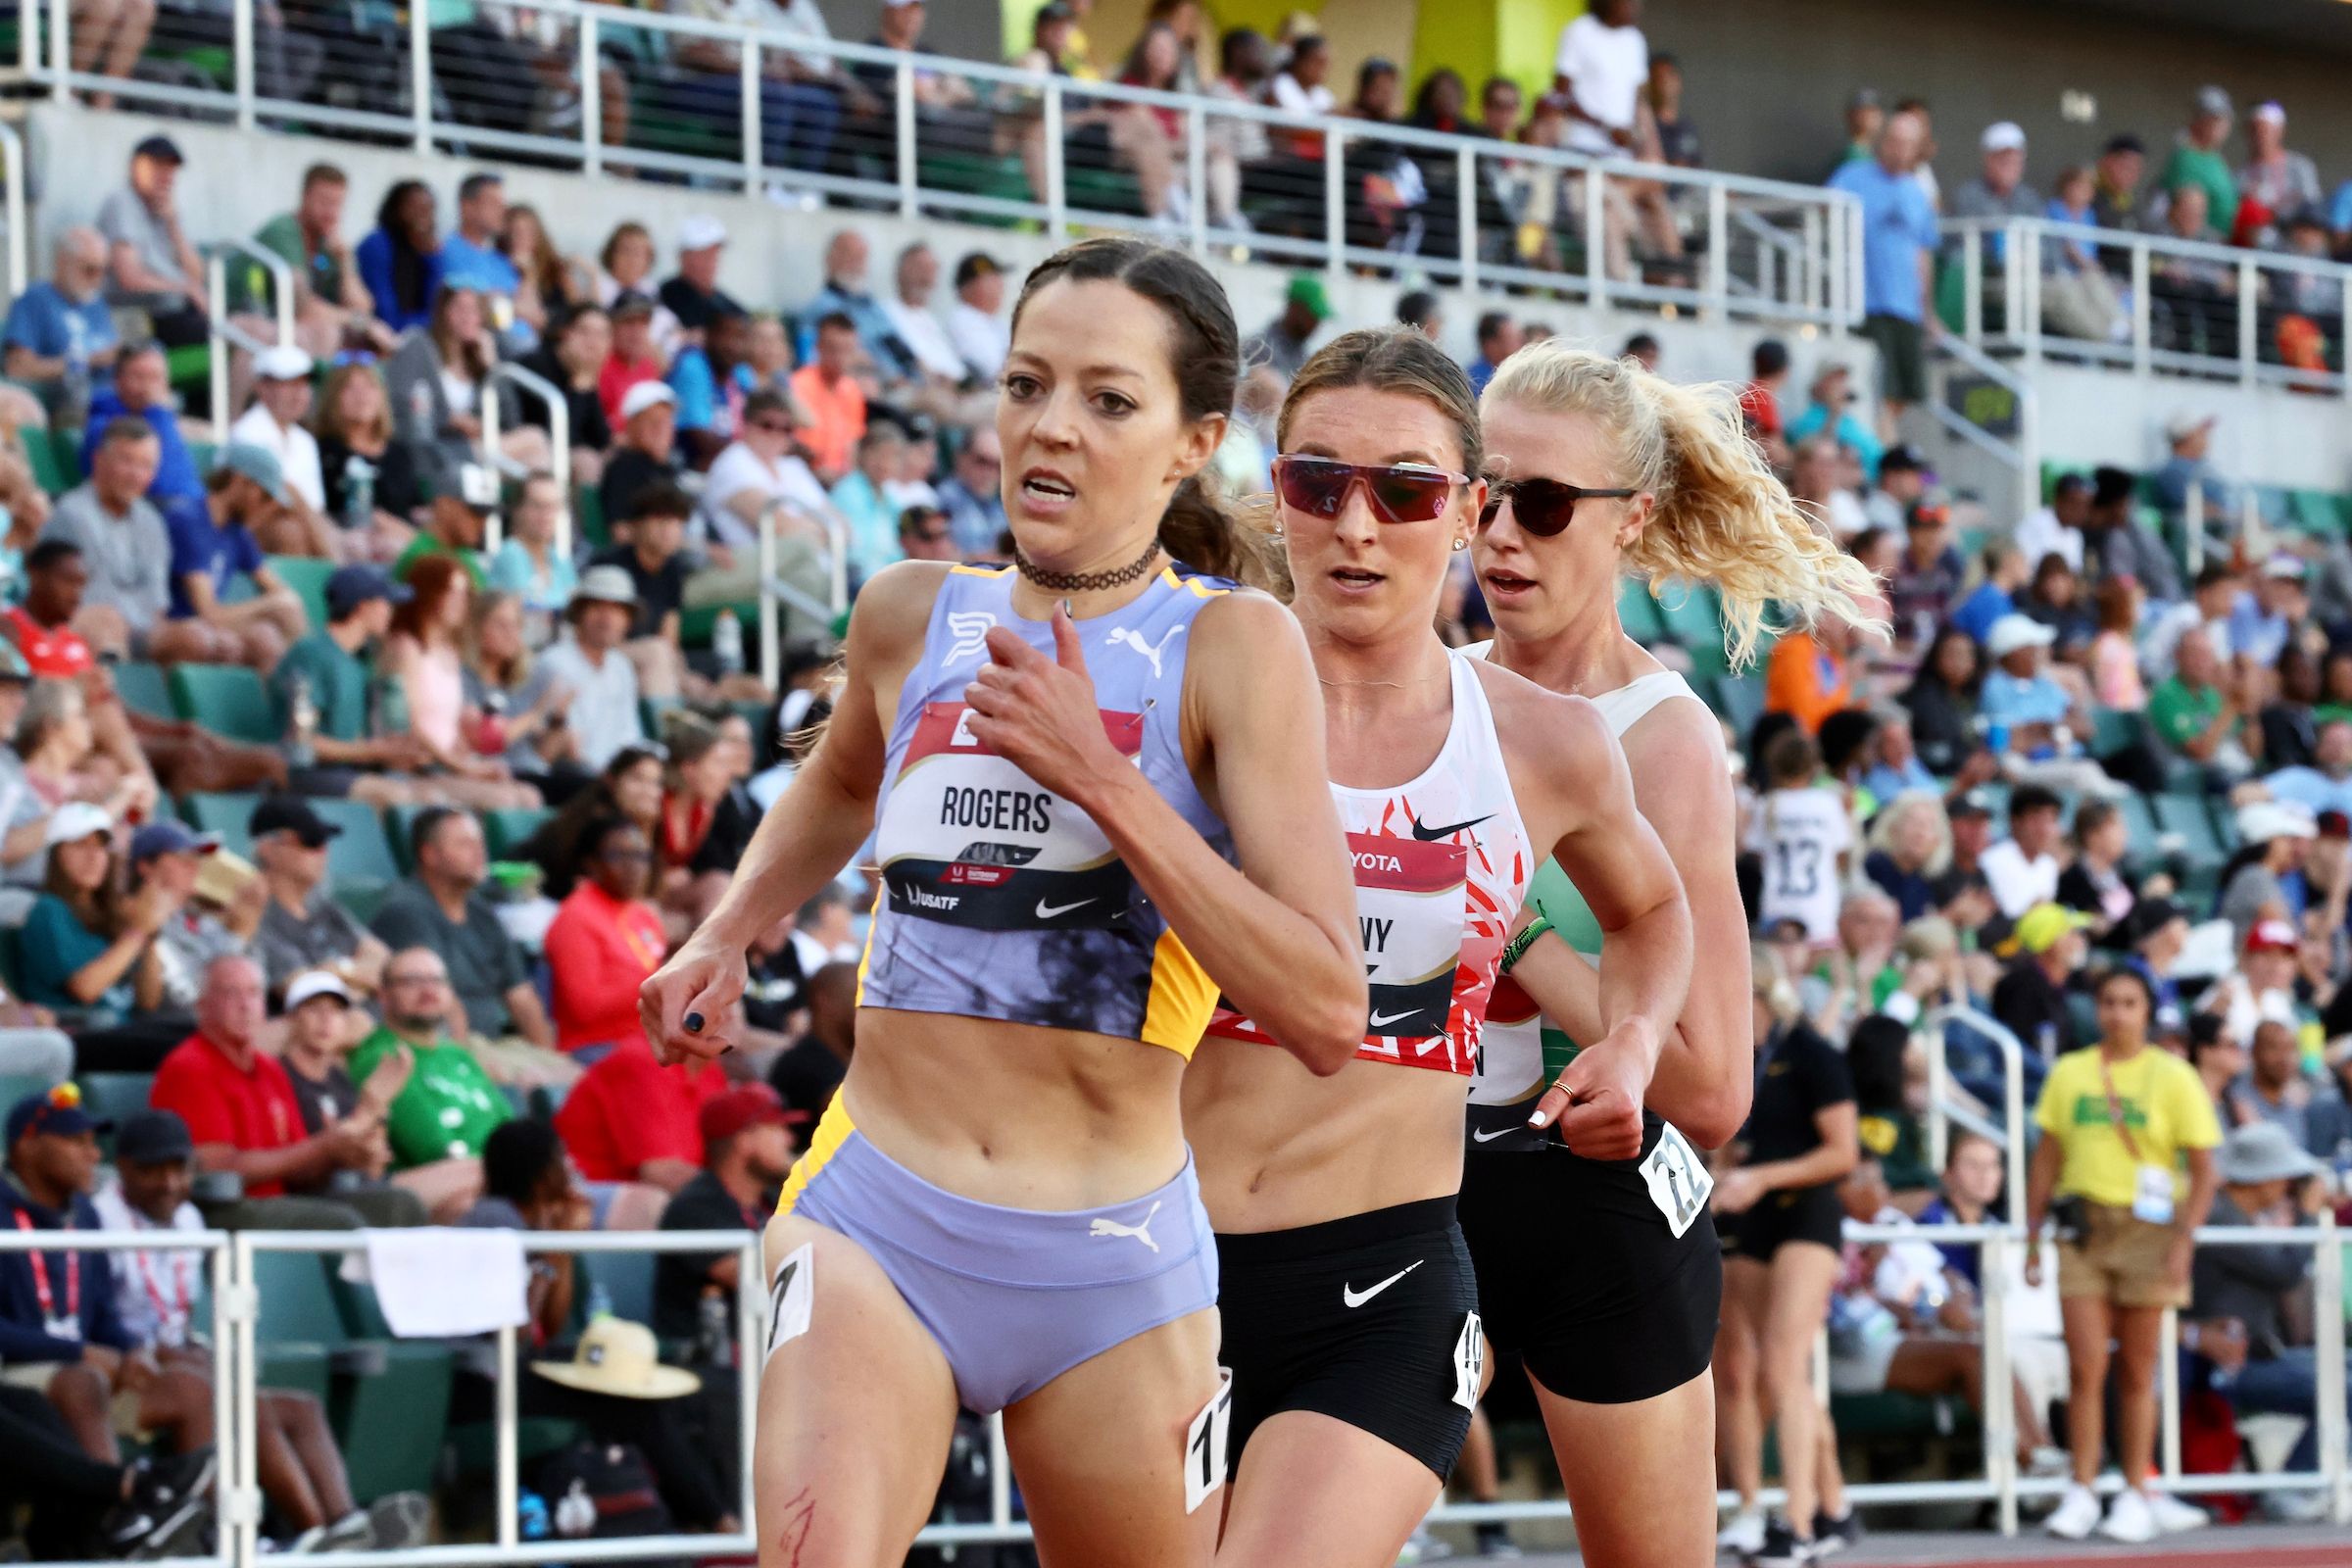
[2,228,120,410]
[666,310,758,468]
[2227,557,2311,672]
[1785,362,1886,480]
[1950,540,2029,646]
[827,418,907,579]
[1828,110,1939,428]
[1465,310,1522,397]
[1859,710,1940,802]
[1978,613,2074,761]
[77,342,200,506]
[796,229,911,383]
[164,444,310,669]
[354,179,445,336]
[2264,719,2352,819]
[437,172,533,355]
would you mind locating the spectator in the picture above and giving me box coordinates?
[897,503,958,563]
[2151,188,2239,355]
[1745,729,1850,945]
[383,285,545,477]
[653,715,759,928]
[269,564,462,806]
[2141,562,2239,686]
[537,568,646,772]
[15,805,184,1067]
[149,955,424,1228]
[227,347,338,560]
[515,307,614,484]
[1394,289,1443,343]
[1861,794,1946,924]
[700,388,840,561]
[588,488,694,698]
[2091,132,2148,231]
[2153,86,2238,242]
[1982,782,2065,918]
[787,314,868,484]
[1991,902,2091,1058]
[521,742,663,902]
[1887,494,1963,638]
[2230,556,2315,675]
[134,820,265,1016]
[1737,337,1790,465]
[43,420,190,664]
[1948,122,2042,277]
[1836,88,1883,169]
[1979,616,2093,791]
[1645,50,1699,168]
[946,251,1009,383]
[653,1084,801,1340]
[1763,612,1855,736]
[601,382,684,530]
[272,970,465,1223]
[2268,717,2352,818]
[599,296,668,433]
[2014,473,2089,576]
[667,310,757,470]
[77,342,200,508]
[933,427,1006,560]
[462,591,579,790]
[354,180,445,337]
[166,446,310,671]
[368,808,562,1072]
[378,558,541,807]
[1266,29,1336,129]
[2082,465,2182,606]
[2088,578,2146,713]
[396,463,497,589]
[254,164,390,361]
[553,1028,729,1192]
[1828,111,1938,433]
[1861,444,1927,533]
[1466,311,1522,397]
[249,797,386,1003]
[544,815,669,1057]
[765,959,856,1120]
[348,947,514,1173]
[659,216,745,339]
[2149,625,2252,781]
[437,173,526,348]
[311,363,421,558]
[830,420,906,576]
[2261,646,2324,771]
[2056,800,2136,937]
[1916,1130,2005,1289]
[875,242,992,425]
[660,0,851,183]
[1551,0,1647,155]
[95,138,209,350]
[1950,541,2030,645]
[3,229,120,418]
[1783,362,1884,480]
[2221,806,2314,951]
[486,472,580,634]
[594,222,683,354]
[2225,1016,2323,1142]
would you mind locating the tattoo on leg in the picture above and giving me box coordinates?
[772,1486,816,1568]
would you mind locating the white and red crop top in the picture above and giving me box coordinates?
[1204,648,1534,1073]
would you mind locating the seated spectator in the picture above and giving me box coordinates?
[20,805,193,1057]
[599,296,668,434]
[589,488,696,702]
[377,558,540,808]
[368,809,564,1082]
[659,0,850,185]
[310,362,421,560]
[788,313,869,483]
[1763,612,1855,736]
[897,503,959,563]
[538,568,648,770]
[871,240,995,427]
[2055,800,2135,937]
[652,1085,801,1341]
[395,463,497,589]
[2041,165,2126,343]
[658,217,745,340]
[934,428,1006,560]
[1863,793,1948,923]
[2082,464,2183,606]
[486,473,580,637]
[654,716,759,929]
[1886,496,1962,638]
[11,674,155,862]
[1915,1129,2005,1290]
[2207,922,2305,1054]
[253,163,394,362]
[2089,577,2146,713]
[2018,555,2094,656]
[354,180,444,337]
[946,252,1009,384]
[228,347,340,561]
[1990,902,2091,1057]
[95,138,211,353]
[3,229,119,418]
[700,389,840,560]
[830,420,907,577]
[350,948,514,1174]
[744,313,799,401]
[2141,561,2240,687]
[89,1105,401,1550]
[1949,541,2028,646]
[2230,556,2316,677]
[1745,729,1850,945]
[2268,717,2352,819]
[438,173,531,354]
[1859,711,1937,803]
[601,382,684,530]
[667,310,757,470]
[523,742,664,901]
[2152,413,2236,554]
[1902,626,1985,778]
[1861,446,1928,534]
[2226,1016,2326,1146]
[250,797,387,1004]
[1981,783,2064,919]
[554,1030,729,1193]
[1785,362,1883,480]
[384,286,547,478]
[594,222,684,357]
[2015,472,2089,575]
[765,959,856,1120]
[148,956,424,1229]
[165,446,311,671]
[2261,647,2322,772]
[2123,897,2192,1034]
[76,343,200,510]
[1249,277,1331,392]
[511,308,612,488]
[544,816,670,1057]
[1979,617,2113,797]
[2221,806,2314,950]
[462,591,579,791]
[1737,337,1790,466]
[2149,625,2253,782]
[134,821,265,1016]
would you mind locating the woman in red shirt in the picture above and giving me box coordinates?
[542,816,668,1059]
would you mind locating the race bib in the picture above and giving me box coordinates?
[1639,1123,1714,1239]
[1183,1367,1235,1513]
[763,1244,813,1363]
[1451,1312,1485,1410]
[2131,1164,2176,1226]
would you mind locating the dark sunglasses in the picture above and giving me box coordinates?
[1272,455,1467,525]
[1477,476,1639,538]
[750,418,794,433]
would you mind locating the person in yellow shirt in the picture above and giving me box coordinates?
[2024,965,2221,1544]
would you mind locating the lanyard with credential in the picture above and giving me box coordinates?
[14,1209,77,1331]
[2097,1055,2145,1163]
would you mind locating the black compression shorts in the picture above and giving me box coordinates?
[1718,1180,1844,1263]
[1458,1115,1721,1405]
[1215,1196,1482,1481]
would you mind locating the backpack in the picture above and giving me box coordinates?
[530,1441,686,1568]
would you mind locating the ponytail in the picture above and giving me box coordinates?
[1483,342,1885,671]
[1160,470,1287,593]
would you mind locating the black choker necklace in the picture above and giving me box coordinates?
[1012,539,1164,593]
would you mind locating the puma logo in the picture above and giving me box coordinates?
[1107,624,1184,680]
[1088,1199,1162,1253]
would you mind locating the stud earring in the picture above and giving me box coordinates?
[1451,537,1469,552]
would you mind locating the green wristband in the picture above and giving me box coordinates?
[1498,915,1554,977]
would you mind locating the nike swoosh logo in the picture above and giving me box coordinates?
[1410,812,1493,842]
[1342,1259,1424,1308]
[1369,1007,1424,1029]
[1471,1126,1516,1143]
[1035,898,1095,919]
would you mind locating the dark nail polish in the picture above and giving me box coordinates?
[684,1011,706,1033]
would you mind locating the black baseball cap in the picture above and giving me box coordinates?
[249,795,343,848]
[1880,444,1927,475]
[132,135,184,166]
[116,1109,195,1166]
[1949,789,1996,819]
[954,253,1002,288]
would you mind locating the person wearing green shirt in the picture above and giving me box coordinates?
[2156,86,2239,240]
[2145,624,2252,781]
[252,167,395,355]
[349,946,514,1168]
[394,467,493,590]
[270,566,434,808]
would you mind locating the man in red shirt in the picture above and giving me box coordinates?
[555,1034,728,1195]
[147,955,423,1228]
[1739,337,1791,469]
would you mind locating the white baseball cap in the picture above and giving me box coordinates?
[1984,613,2056,660]
[253,345,315,381]
[2238,800,2318,846]
[284,969,353,1011]
[620,381,677,421]
[2165,411,2217,443]
[44,801,113,848]
[1981,122,2026,154]
[677,215,727,252]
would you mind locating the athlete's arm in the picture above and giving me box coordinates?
[964,592,1365,1073]
[638,563,933,1061]
[1714,1102,1857,1215]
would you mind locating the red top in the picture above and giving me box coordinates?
[543,880,668,1054]
[598,353,663,429]
[1738,380,1784,438]
[553,1039,727,1182]
[5,606,95,680]
[148,1033,306,1197]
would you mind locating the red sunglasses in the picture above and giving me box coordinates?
[1273,455,1468,525]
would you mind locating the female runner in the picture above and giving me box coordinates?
[1461,341,1881,1567]
[636,237,1367,1568]
[1183,328,1694,1568]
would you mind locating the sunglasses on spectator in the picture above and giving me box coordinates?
[1272,455,1468,525]
[1477,477,1639,537]
[750,418,794,433]
[908,525,953,544]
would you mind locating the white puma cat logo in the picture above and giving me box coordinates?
[1088,1199,1162,1252]
[1107,624,1184,680]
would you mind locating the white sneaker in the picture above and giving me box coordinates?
[1717,1508,1767,1556]
[2146,1491,2209,1534]
[2098,1489,2157,1544]
[2044,1483,2103,1541]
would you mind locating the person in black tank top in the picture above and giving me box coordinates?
[1464,341,1882,1568]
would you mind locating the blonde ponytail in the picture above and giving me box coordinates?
[1483,342,1885,670]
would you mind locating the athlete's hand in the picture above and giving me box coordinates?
[1528,1027,1649,1161]
[639,931,749,1065]
[963,603,1125,807]
[1711,1166,1767,1216]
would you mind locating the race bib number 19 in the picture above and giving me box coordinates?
[1451,1311,1485,1411]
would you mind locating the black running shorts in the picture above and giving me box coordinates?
[1717,1180,1844,1264]
[1215,1196,1482,1481]
[1458,1114,1722,1406]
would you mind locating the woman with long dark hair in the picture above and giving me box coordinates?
[355,180,444,335]
[1904,624,1985,777]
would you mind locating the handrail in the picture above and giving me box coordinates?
[1915,1002,2029,1217]
[203,239,296,439]
[757,498,849,687]
[478,360,570,556]
[0,122,25,304]
[1926,329,2038,522]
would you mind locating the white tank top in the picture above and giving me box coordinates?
[1204,648,1535,1075]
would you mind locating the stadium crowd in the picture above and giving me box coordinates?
[0,0,2349,1562]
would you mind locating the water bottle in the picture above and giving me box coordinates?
[516,1491,551,1543]
[695,1287,732,1367]
[584,1281,612,1323]
[374,674,409,740]
[344,454,377,536]
[712,608,744,678]
[289,672,318,770]
[409,381,433,436]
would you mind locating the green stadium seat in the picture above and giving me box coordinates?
[268,556,336,629]
[2153,792,2225,867]
[50,428,85,487]
[325,1279,456,1503]
[2120,794,2162,863]
[2208,794,2242,854]
[333,882,394,925]
[0,1074,58,1119]
[1616,578,1667,645]
[1653,580,1729,673]
[113,661,174,722]
[1712,672,1765,741]
[77,1073,156,1143]
[2289,490,2345,537]
[384,804,432,873]
[168,663,278,745]
[180,792,267,858]
[248,1251,339,1401]
[24,433,70,497]
[2088,708,2141,760]
[482,807,552,858]
[306,799,400,885]
[572,484,608,549]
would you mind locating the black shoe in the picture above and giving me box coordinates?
[1750,1516,1815,1568]
[1473,1520,1522,1558]
[101,1447,217,1559]
[1810,1509,1861,1557]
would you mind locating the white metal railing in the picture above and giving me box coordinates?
[1929,331,2038,525]
[1940,215,2352,398]
[756,500,848,688]
[0,122,25,305]
[202,239,295,437]
[478,360,571,556]
[1917,1002,2031,1214]
[14,0,1858,332]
